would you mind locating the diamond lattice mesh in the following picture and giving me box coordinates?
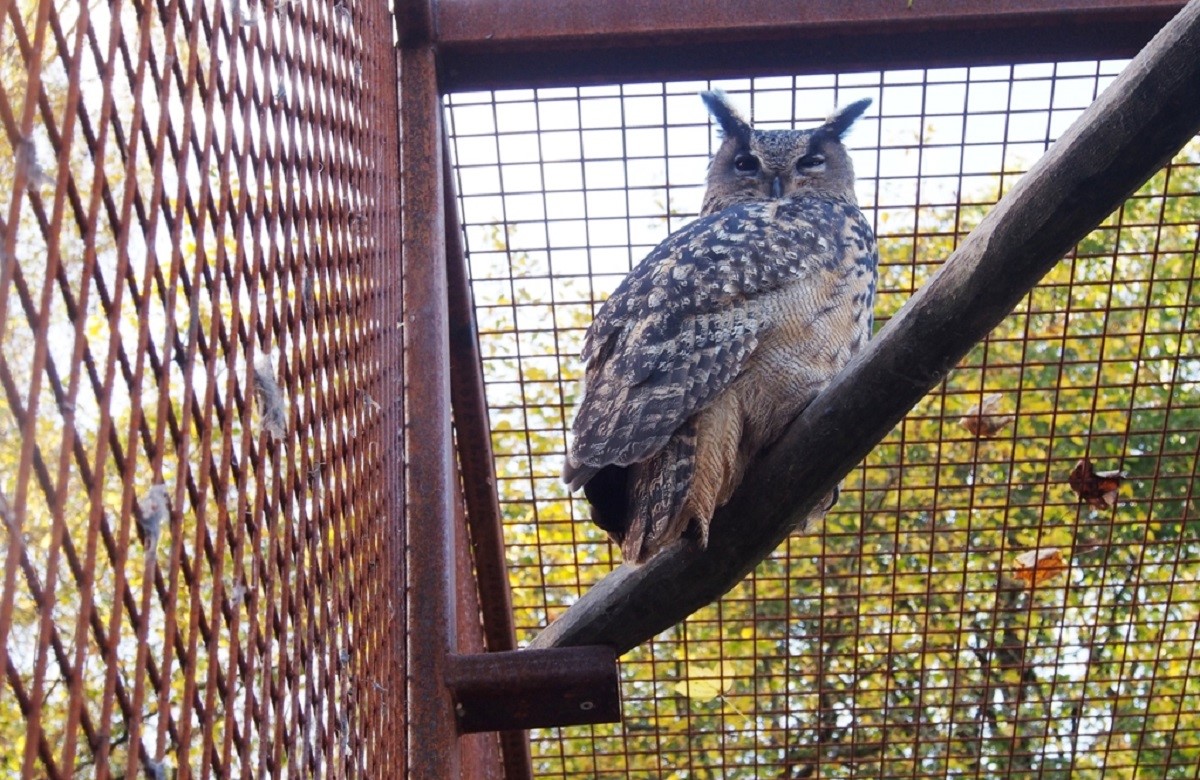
[0,0,403,775]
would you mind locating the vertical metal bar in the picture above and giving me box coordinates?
[454,464,506,780]
[443,135,518,654]
[400,41,461,778]
[443,136,534,780]
[374,17,411,778]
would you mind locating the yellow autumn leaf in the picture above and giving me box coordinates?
[673,662,734,701]
[664,717,690,734]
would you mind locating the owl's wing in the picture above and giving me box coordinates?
[564,199,845,489]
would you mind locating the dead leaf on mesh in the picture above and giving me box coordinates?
[960,393,1014,438]
[1013,547,1067,587]
[1068,457,1124,509]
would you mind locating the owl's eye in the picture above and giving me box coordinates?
[796,154,826,170]
[733,154,760,173]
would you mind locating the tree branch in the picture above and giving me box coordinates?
[530,0,1200,656]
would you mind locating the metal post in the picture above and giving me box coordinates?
[399,39,462,778]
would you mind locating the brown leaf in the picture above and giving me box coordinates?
[960,393,1014,439]
[1068,457,1124,509]
[1013,547,1067,587]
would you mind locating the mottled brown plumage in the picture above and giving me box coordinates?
[563,92,877,563]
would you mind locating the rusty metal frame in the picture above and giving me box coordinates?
[400,37,463,779]
[435,0,1185,89]
[398,3,621,779]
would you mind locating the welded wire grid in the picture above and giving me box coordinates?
[446,65,1200,777]
[1,0,402,777]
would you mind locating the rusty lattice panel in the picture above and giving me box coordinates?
[0,0,403,776]
[446,65,1200,777]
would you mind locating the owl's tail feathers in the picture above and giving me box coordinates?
[620,423,697,564]
[566,425,698,564]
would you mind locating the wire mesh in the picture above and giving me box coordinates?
[446,64,1200,777]
[0,0,403,776]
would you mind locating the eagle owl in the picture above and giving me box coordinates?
[563,92,877,563]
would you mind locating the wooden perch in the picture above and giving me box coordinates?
[530,0,1200,656]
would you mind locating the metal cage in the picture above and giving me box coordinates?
[1,1,1198,778]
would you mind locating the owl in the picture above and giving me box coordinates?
[562,91,877,563]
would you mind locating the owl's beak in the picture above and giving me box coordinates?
[770,175,783,199]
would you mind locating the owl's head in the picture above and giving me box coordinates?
[699,91,872,215]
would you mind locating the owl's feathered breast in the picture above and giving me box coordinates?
[564,195,874,489]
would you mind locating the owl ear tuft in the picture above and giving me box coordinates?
[701,91,752,144]
[824,98,873,139]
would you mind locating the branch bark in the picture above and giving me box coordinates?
[530,0,1200,656]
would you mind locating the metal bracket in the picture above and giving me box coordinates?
[445,646,622,733]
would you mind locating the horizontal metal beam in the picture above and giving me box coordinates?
[436,0,1185,91]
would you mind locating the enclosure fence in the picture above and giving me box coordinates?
[3,1,1200,779]
[1,0,406,775]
